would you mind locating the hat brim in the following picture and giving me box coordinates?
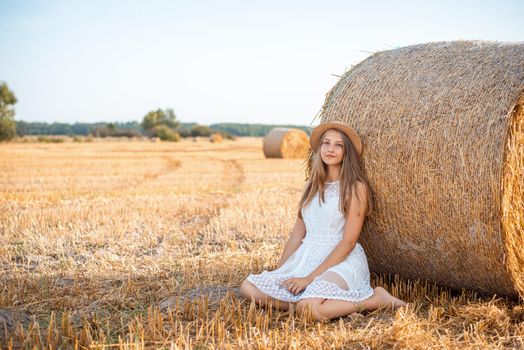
[310,121,362,156]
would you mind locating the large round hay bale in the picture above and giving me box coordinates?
[263,128,309,159]
[317,41,524,299]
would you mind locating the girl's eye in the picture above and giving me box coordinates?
[335,144,343,148]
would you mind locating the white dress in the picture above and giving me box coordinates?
[247,180,374,303]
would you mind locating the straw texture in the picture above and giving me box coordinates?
[263,128,309,159]
[315,41,524,299]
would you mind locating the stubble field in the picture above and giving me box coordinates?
[0,138,523,349]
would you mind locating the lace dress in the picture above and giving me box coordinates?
[247,180,374,303]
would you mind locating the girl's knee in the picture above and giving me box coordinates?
[240,279,254,298]
[240,279,263,302]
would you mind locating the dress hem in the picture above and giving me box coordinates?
[298,289,374,303]
[247,274,375,304]
[247,274,299,302]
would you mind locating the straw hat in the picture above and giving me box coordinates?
[309,121,362,156]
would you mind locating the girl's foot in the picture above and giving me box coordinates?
[373,286,407,309]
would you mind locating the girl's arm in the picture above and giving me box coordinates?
[276,216,307,268]
[282,182,368,294]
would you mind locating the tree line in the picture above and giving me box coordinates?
[0,81,311,141]
[15,121,311,137]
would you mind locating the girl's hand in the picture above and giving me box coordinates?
[281,276,313,295]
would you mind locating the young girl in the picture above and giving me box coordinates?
[240,121,407,321]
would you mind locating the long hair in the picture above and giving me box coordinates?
[298,129,373,219]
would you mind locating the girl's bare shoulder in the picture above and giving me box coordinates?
[353,180,368,198]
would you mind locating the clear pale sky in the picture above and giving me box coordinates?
[0,0,522,125]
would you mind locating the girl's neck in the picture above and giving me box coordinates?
[325,165,341,183]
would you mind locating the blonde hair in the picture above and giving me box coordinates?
[298,129,373,219]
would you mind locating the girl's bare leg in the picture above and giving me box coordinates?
[297,286,407,321]
[240,279,291,311]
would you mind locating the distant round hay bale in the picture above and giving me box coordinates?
[210,133,223,143]
[316,41,524,299]
[263,128,309,159]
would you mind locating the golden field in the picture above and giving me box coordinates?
[0,137,523,349]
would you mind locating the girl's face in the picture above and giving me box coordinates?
[320,129,344,166]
